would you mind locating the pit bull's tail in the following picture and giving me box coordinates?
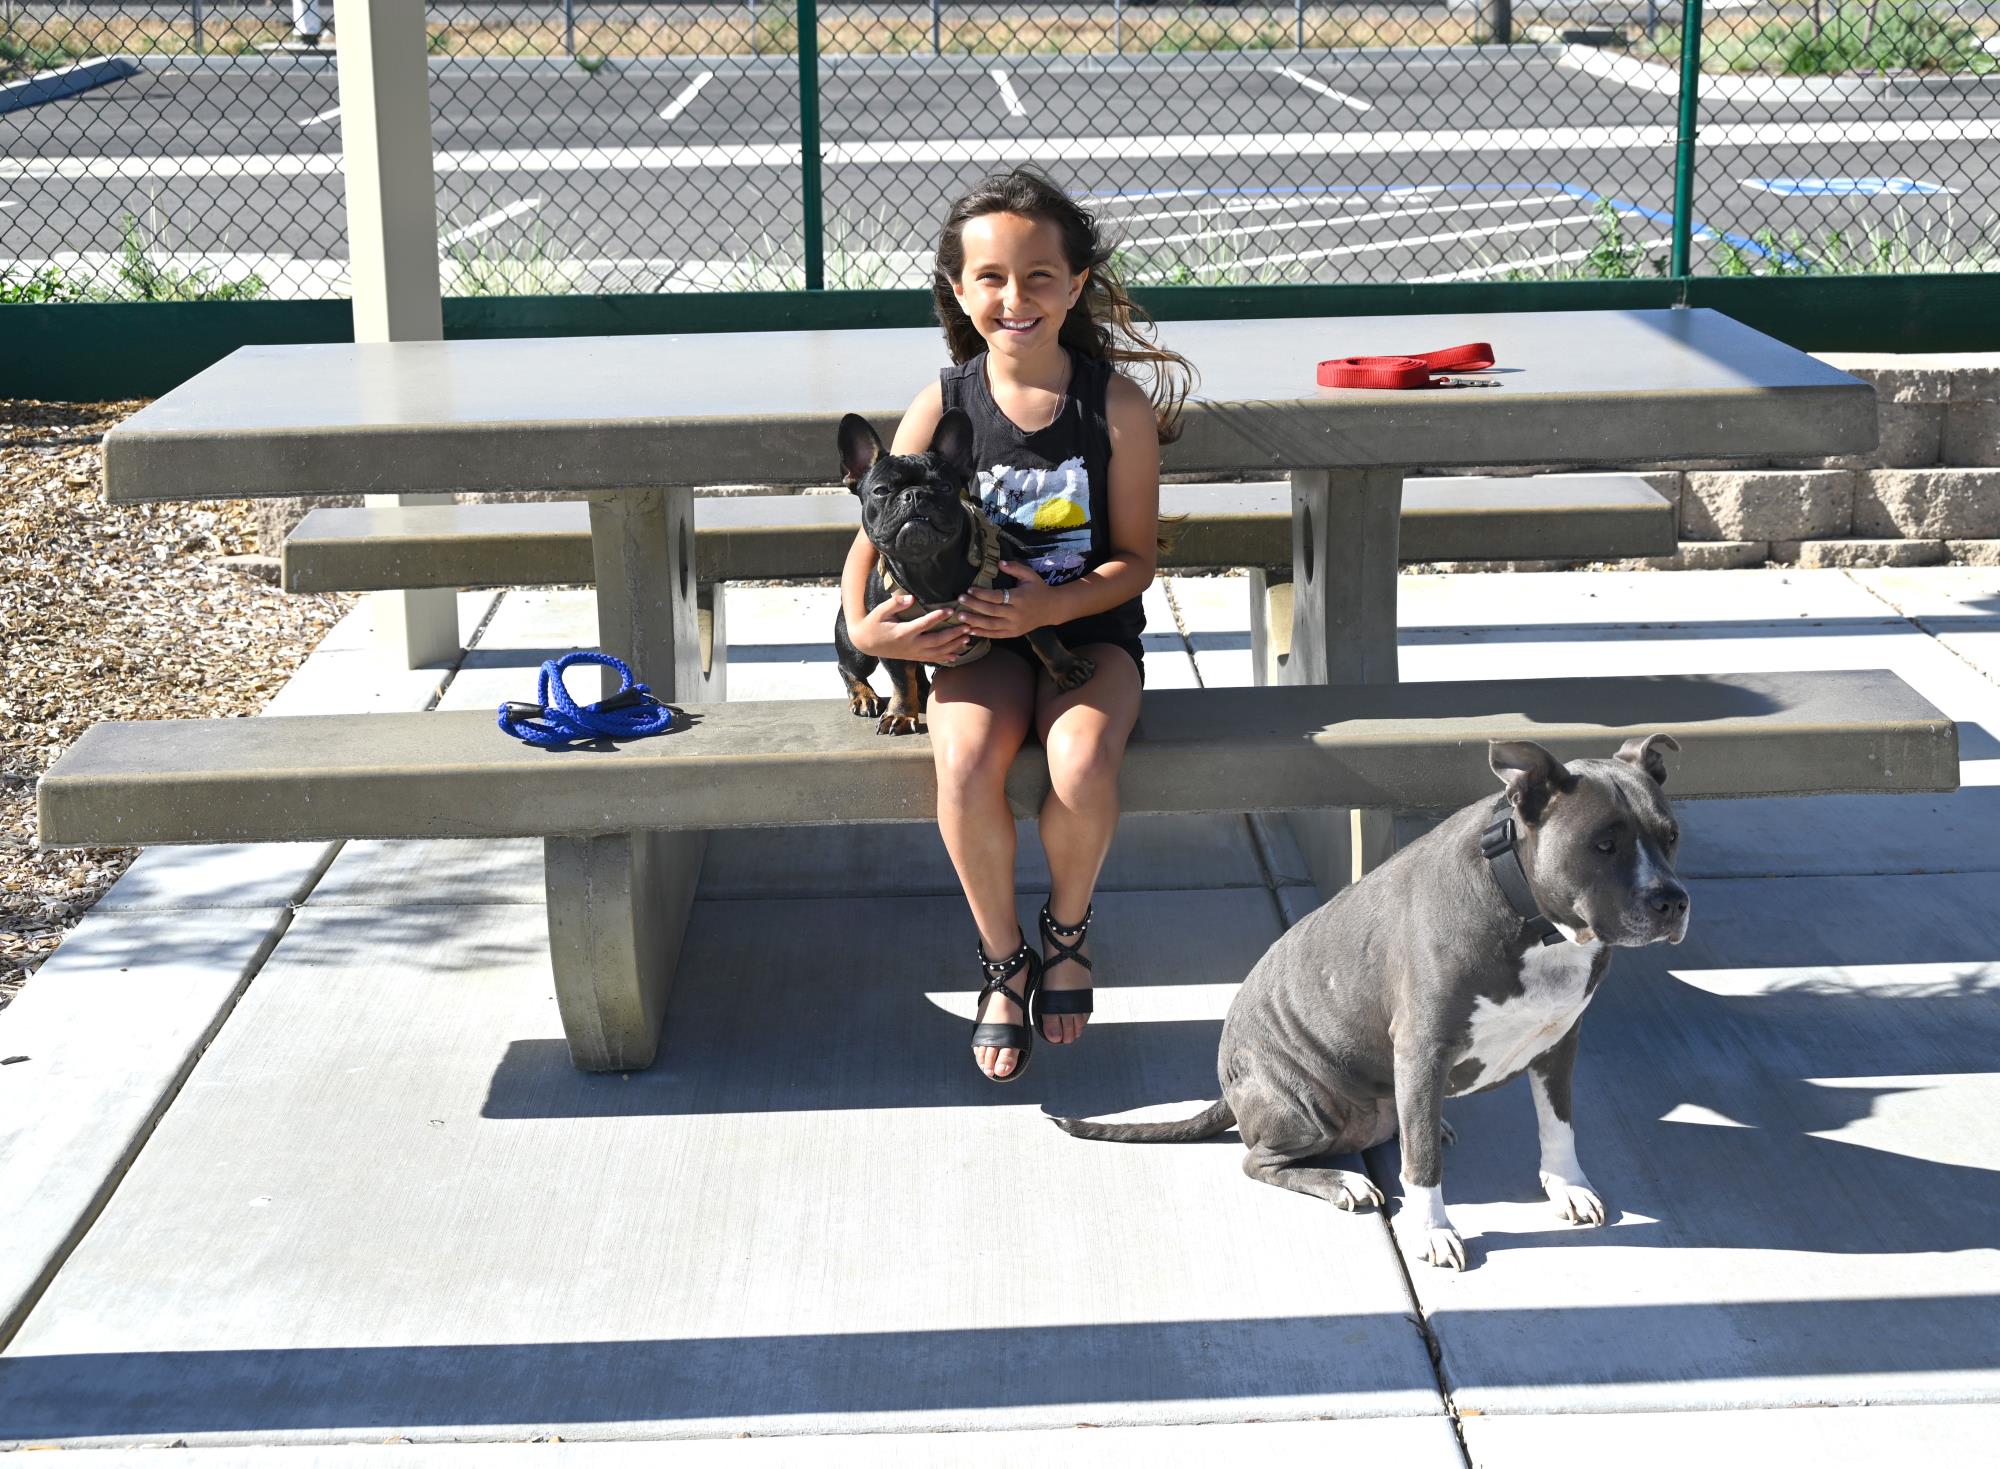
[1050,1099,1234,1143]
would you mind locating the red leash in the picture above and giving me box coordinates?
[1316,341,1496,390]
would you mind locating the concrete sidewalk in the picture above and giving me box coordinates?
[2,568,1997,1463]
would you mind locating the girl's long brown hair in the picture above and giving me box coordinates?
[932,167,1196,444]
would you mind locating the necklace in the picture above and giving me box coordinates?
[986,352,1073,432]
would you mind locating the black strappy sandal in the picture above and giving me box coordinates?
[970,931,1043,1083]
[1038,902,1096,1041]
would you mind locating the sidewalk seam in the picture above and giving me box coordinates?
[0,904,296,1353]
[4,593,500,1348]
[1364,1151,1475,1469]
[1838,567,2000,691]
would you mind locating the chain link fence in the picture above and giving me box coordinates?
[2,2,1995,300]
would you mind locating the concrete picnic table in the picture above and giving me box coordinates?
[103,307,1870,689]
[102,308,1872,886]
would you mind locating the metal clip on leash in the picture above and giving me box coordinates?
[1316,341,1499,390]
[496,651,678,750]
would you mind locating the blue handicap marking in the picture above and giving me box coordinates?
[1744,176,1954,197]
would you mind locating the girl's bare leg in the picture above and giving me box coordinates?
[930,652,1038,1078]
[1034,644,1142,1044]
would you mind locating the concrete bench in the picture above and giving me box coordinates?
[39,670,1956,1072]
[281,474,1675,593]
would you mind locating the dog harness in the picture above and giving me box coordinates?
[1479,809,1567,947]
[877,500,1005,667]
[1316,341,1497,390]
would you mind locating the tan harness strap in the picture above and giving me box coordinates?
[876,503,1006,667]
[880,501,1003,606]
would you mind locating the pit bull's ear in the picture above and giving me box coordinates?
[1489,740,1575,824]
[929,407,976,479]
[1615,732,1681,787]
[838,413,884,490]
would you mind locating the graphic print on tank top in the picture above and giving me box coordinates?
[976,457,1091,586]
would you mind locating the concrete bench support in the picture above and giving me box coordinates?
[1274,468,1404,896]
[545,829,705,1072]
[588,486,717,702]
[576,488,715,1064]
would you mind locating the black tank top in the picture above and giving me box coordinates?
[939,348,1145,646]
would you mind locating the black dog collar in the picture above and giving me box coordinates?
[1479,812,1567,947]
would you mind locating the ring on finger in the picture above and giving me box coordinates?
[1002,587,1011,606]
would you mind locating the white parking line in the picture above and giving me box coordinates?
[1125,193,1572,249]
[659,69,714,123]
[830,113,2000,166]
[296,105,340,126]
[11,114,1995,181]
[1098,193,1372,226]
[989,67,1026,119]
[1274,65,1370,113]
[1412,236,1673,282]
[438,197,540,248]
[1147,211,1626,279]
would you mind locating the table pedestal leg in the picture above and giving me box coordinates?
[539,487,710,1072]
[1256,468,1403,902]
[544,830,700,1072]
[365,492,458,668]
[588,488,705,702]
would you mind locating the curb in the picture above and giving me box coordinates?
[1558,42,1874,104]
[0,55,141,116]
[129,41,1563,79]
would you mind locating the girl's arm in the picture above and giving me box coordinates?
[955,371,1161,637]
[841,382,970,663]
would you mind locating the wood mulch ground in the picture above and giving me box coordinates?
[0,399,354,1010]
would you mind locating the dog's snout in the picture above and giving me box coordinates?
[1646,883,1690,919]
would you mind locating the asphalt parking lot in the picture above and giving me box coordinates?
[4,44,1995,294]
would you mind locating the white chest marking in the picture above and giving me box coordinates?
[1453,942,1603,1094]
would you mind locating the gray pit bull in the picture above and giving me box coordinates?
[1053,735,1691,1270]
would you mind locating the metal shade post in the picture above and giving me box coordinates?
[1669,0,1706,278]
[798,0,824,289]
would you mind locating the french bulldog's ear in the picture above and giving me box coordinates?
[928,407,976,478]
[838,413,884,490]
[1489,740,1575,824]
[1615,732,1681,787]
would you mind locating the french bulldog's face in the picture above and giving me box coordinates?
[1490,735,1691,947]
[839,410,978,568]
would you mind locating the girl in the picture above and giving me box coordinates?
[840,167,1195,1083]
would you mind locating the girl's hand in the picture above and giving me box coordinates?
[852,594,975,665]
[955,560,1053,640]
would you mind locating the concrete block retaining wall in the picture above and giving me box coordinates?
[1427,352,2000,572]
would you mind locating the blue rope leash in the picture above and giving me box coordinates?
[496,651,677,749]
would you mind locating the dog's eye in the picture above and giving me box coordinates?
[1594,838,1616,854]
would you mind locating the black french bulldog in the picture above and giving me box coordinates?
[834,408,1095,735]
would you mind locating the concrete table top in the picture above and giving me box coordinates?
[102,310,1873,501]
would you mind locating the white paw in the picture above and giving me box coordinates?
[1542,1173,1607,1226]
[1418,1225,1467,1271]
[1330,1170,1386,1212]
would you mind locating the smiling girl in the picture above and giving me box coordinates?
[840,167,1195,1083]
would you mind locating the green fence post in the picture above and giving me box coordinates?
[1669,0,1705,279]
[798,0,824,290]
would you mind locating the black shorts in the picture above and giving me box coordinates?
[990,609,1145,687]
